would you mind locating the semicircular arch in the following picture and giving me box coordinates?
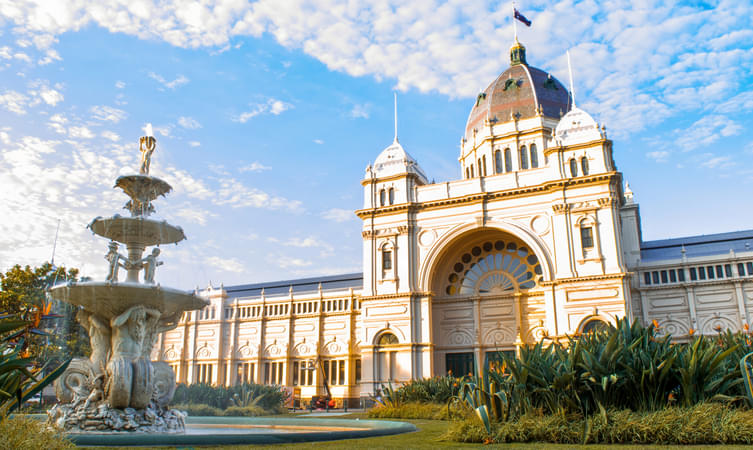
[419,221,554,294]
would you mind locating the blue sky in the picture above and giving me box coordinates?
[0,1,752,288]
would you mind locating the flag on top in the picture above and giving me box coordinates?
[514,8,532,27]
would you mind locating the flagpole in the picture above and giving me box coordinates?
[567,50,576,108]
[512,1,518,41]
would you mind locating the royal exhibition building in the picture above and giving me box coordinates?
[155,41,753,406]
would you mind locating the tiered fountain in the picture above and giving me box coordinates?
[47,127,208,433]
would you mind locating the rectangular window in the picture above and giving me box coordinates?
[678,268,686,282]
[644,272,651,285]
[292,361,299,385]
[669,269,677,283]
[716,265,724,278]
[724,264,732,277]
[698,267,706,280]
[446,352,476,377]
[652,271,660,284]
[707,266,715,279]
[690,267,697,281]
[382,250,392,270]
[738,263,745,277]
[355,358,362,384]
[580,227,594,249]
[747,262,753,275]
[339,360,346,386]
[660,270,668,283]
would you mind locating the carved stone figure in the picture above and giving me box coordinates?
[140,247,163,284]
[76,310,111,376]
[139,135,156,175]
[104,241,128,283]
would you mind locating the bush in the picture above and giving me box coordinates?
[0,415,74,450]
[367,401,469,420]
[171,403,222,416]
[223,405,268,417]
[442,403,753,445]
[395,376,460,404]
[170,382,287,412]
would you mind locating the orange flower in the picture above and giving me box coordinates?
[714,324,723,332]
[688,328,695,336]
[744,323,750,332]
[652,319,660,329]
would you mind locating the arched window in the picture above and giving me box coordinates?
[465,167,470,179]
[530,144,538,168]
[569,158,578,177]
[519,146,528,170]
[376,332,398,383]
[388,188,395,205]
[504,149,512,172]
[470,164,474,177]
[581,156,589,175]
[581,319,608,334]
[379,189,386,206]
[494,150,503,174]
[482,155,487,176]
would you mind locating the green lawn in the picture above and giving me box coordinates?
[99,413,752,450]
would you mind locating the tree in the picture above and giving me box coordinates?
[0,263,89,365]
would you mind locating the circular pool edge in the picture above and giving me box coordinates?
[62,416,417,446]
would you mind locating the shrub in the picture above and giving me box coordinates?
[223,405,268,417]
[0,415,74,450]
[367,401,469,420]
[170,382,287,412]
[442,403,753,445]
[171,403,222,416]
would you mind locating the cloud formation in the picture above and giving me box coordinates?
[233,98,292,123]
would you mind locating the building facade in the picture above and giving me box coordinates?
[156,41,753,405]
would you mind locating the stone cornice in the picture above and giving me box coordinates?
[356,172,620,219]
[539,272,631,286]
[544,138,611,156]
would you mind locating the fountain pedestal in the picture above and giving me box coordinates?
[48,131,207,433]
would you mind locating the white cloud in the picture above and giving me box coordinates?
[178,116,201,129]
[205,256,245,273]
[700,154,734,170]
[28,80,63,106]
[239,161,271,172]
[276,256,312,269]
[321,208,353,223]
[0,90,29,114]
[646,151,669,163]
[68,126,95,139]
[676,115,743,151]
[101,130,120,142]
[148,72,189,90]
[350,103,370,119]
[233,98,292,123]
[214,178,302,212]
[313,139,324,145]
[188,141,201,147]
[115,81,126,89]
[90,105,127,123]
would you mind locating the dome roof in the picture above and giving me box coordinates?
[465,41,571,141]
[554,107,603,145]
[370,139,428,182]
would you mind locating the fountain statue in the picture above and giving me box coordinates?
[47,128,208,433]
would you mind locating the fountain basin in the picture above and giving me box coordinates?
[115,175,172,203]
[47,416,416,446]
[49,281,207,320]
[89,215,186,246]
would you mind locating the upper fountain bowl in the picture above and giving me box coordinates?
[89,215,186,247]
[115,175,172,203]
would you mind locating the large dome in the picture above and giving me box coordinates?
[465,41,571,141]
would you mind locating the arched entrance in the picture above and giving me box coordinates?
[427,228,548,376]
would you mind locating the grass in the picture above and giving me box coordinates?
[90,411,753,450]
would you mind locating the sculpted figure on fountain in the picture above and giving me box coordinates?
[104,241,129,283]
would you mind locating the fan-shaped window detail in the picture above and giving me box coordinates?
[377,333,399,346]
[519,146,528,170]
[581,319,608,334]
[530,144,539,168]
[444,240,542,296]
[494,150,503,174]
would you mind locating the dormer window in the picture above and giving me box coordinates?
[379,189,386,206]
[494,150,503,174]
[388,188,395,205]
[504,149,512,172]
[519,146,528,170]
[530,144,539,168]
[581,156,589,175]
[569,158,578,177]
